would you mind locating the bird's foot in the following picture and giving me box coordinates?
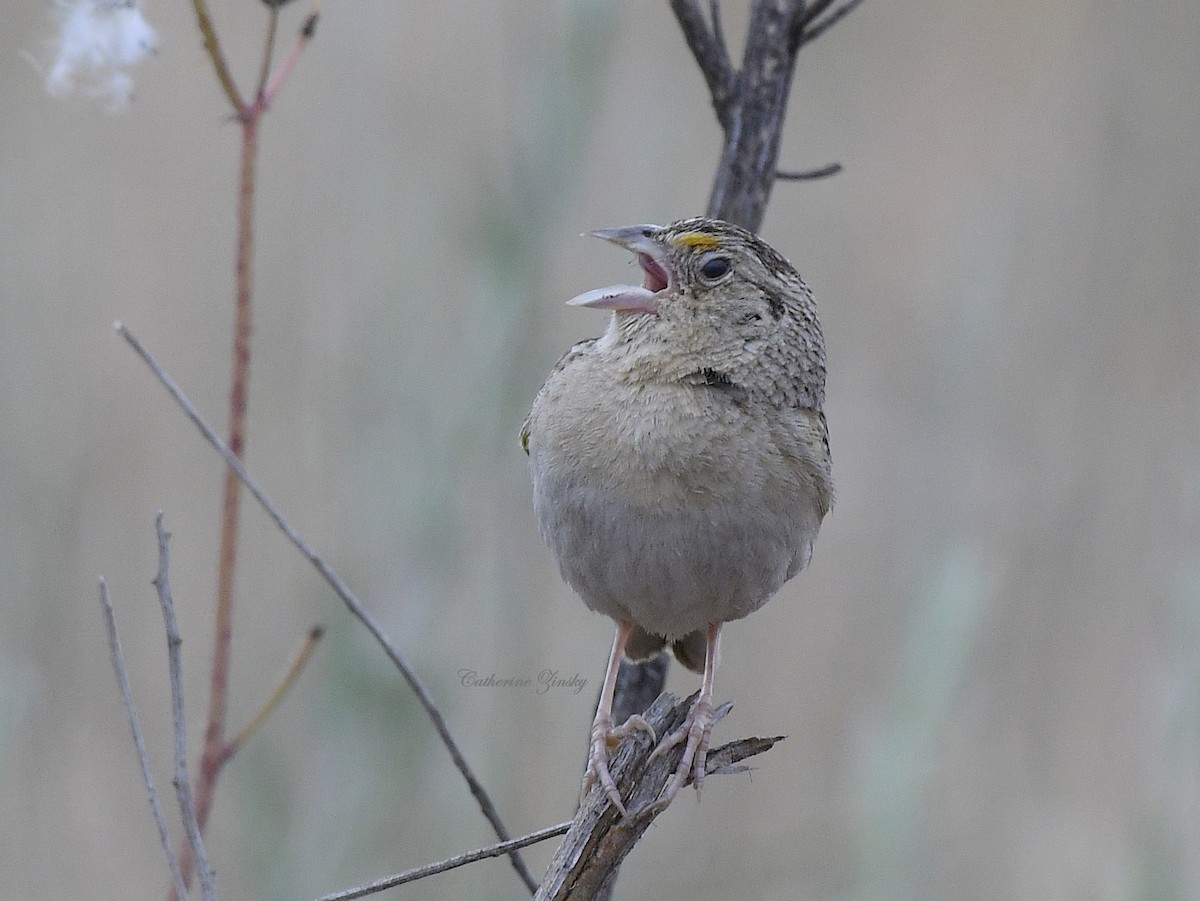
[581,711,656,816]
[646,695,717,811]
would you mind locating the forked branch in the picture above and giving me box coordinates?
[585,4,865,896]
[537,693,783,899]
[669,0,866,231]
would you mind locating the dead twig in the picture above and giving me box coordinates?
[262,11,320,107]
[314,821,573,901]
[224,625,324,761]
[776,162,843,180]
[153,513,217,901]
[793,0,868,49]
[98,577,191,901]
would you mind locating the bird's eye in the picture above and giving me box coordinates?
[699,256,731,281]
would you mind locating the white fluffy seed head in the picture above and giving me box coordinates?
[44,0,158,110]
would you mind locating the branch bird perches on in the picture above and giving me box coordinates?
[605,0,865,754]
[565,2,866,896]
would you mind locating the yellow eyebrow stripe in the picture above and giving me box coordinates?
[671,232,719,250]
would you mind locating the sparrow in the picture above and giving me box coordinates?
[521,217,832,814]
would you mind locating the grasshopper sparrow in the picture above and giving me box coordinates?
[522,217,832,814]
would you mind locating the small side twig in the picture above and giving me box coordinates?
[792,0,838,37]
[261,11,320,108]
[794,0,868,49]
[115,323,537,894]
[776,162,843,180]
[224,625,324,761]
[98,578,191,901]
[153,513,217,901]
[314,822,573,901]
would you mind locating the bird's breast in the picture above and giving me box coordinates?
[535,375,773,502]
[528,372,823,635]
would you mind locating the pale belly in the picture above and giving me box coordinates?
[531,447,820,639]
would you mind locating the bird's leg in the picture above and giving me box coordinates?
[582,619,656,816]
[649,623,722,808]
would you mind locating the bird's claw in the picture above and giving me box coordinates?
[582,712,657,816]
[649,697,716,807]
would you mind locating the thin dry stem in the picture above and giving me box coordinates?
[98,578,191,901]
[115,324,538,894]
[175,4,320,893]
[224,626,324,760]
[262,11,320,107]
[177,111,260,900]
[154,514,217,901]
[254,7,281,102]
[314,822,572,901]
[670,0,865,229]
[188,0,243,111]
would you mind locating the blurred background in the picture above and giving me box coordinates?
[2,1,1197,898]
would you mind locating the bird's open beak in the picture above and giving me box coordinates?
[567,225,672,314]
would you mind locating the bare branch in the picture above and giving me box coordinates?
[98,578,191,901]
[590,3,862,894]
[669,0,737,130]
[314,822,572,901]
[536,692,784,899]
[153,514,217,901]
[705,0,809,230]
[796,0,868,49]
[672,0,865,228]
[115,323,537,894]
[776,162,843,180]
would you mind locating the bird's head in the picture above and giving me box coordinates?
[568,216,824,401]
[567,216,814,347]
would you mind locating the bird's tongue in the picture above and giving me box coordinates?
[566,284,659,313]
[566,251,668,314]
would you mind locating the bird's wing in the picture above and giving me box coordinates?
[519,337,600,455]
[775,405,833,580]
[787,405,834,518]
